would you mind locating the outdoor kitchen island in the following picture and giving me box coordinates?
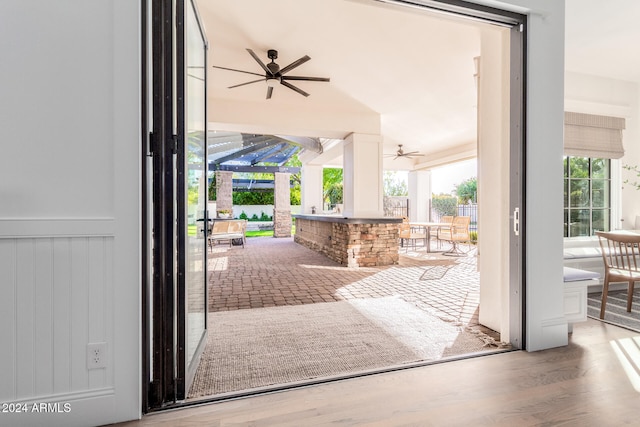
[293,214,403,267]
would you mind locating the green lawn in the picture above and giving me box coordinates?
[187,224,295,238]
[246,225,295,238]
[245,230,274,238]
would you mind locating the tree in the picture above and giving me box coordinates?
[432,194,457,217]
[324,182,343,205]
[454,177,477,204]
[323,167,343,206]
[383,171,408,196]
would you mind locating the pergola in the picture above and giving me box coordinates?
[208,131,323,236]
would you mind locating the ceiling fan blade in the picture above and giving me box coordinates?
[266,86,273,99]
[228,78,265,89]
[280,80,310,97]
[246,48,273,75]
[212,65,265,78]
[282,76,330,82]
[279,55,311,75]
[402,151,420,156]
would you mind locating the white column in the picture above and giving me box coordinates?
[343,133,384,217]
[477,27,516,341]
[408,170,432,222]
[301,164,324,214]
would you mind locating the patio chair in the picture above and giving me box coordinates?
[399,217,427,250]
[437,216,470,256]
[595,231,640,319]
[435,215,454,249]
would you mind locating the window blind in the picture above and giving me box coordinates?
[564,112,625,159]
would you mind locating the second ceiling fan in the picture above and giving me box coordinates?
[213,48,330,99]
[385,144,424,160]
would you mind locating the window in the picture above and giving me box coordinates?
[564,157,611,237]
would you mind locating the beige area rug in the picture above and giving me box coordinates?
[188,296,502,398]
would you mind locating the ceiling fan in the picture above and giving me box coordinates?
[212,48,330,99]
[385,144,424,160]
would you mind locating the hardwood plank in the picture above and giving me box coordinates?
[114,319,640,426]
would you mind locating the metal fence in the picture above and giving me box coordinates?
[431,203,478,232]
[384,196,409,218]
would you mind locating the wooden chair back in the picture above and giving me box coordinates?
[399,217,411,239]
[596,231,640,277]
[595,231,640,318]
[450,216,471,240]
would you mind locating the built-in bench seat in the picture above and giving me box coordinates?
[563,235,634,306]
[563,266,600,332]
[563,237,607,292]
[208,219,247,249]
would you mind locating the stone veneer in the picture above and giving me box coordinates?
[294,217,399,267]
[274,209,292,238]
[214,170,233,214]
[273,172,291,238]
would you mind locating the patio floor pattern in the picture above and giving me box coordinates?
[208,237,483,329]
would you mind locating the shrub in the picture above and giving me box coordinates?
[432,195,457,217]
[259,211,271,221]
[239,211,248,220]
[250,213,259,221]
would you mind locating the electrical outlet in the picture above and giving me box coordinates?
[87,342,108,370]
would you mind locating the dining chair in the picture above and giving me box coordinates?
[437,216,470,256]
[436,215,454,249]
[399,217,427,250]
[595,231,640,319]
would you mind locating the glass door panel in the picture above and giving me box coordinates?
[185,0,207,375]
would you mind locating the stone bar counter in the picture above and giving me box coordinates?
[293,214,402,267]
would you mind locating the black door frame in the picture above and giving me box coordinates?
[141,0,527,413]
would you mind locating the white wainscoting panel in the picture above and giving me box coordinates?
[0,236,114,402]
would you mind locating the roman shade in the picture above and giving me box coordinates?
[564,112,625,159]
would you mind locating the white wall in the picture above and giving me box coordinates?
[472,0,567,350]
[565,71,640,228]
[0,1,140,426]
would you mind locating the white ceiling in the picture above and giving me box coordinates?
[565,0,640,85]
[195,0,639,168]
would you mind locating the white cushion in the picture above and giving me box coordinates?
[563,247,602,259]
[563,266,600,282]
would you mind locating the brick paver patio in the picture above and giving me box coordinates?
[208,236,482,327]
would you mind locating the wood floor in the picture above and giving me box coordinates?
[113,319,640,426]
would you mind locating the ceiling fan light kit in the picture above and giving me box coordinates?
[213,48,330,99]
